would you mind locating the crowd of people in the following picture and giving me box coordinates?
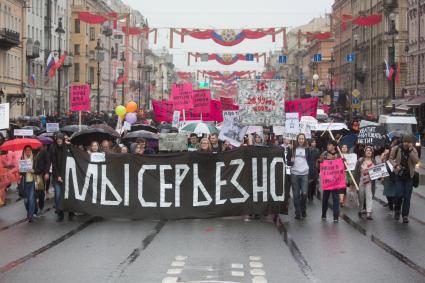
[0,117,420,225]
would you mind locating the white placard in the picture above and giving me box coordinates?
[283,112,299,140]
[343,153,358,171]
[172,110,181,128]
[273,126,285,136]
[19,159,33,172]
[218,111,248,147]
[368,163,389,180]
[46,123,60,133]
[14,129,34,136]
[122,121,131,131]
[90,152,106,163]
[0,103,10,130]
[299,116,318,139]
[316,123,348,131]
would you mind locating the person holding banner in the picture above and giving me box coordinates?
[198,138,212,152]
[307,139,320,202]
[353,146,377,220]
[290,133,310,219]
[389,135,419,223]
[319,140,341,222]
[20,146,36,222]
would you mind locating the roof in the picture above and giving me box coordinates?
[378,115,417,124]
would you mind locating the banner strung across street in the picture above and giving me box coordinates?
[285,97,319,118]
[237,80,285,126]
[357,126,386,147]
[63,146,286,219]
[320,158,346,190]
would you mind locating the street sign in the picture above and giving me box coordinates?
[352,89,360,98]
[245,54,255,61]
[346,53,356,62]
[278,55,287,64]
[199,82,209,89]
[352,97,361,109]
[313,54,322,62]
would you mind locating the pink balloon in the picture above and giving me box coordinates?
[125,112,137,125]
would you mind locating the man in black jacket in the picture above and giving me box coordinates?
[49,133,68,221]
[34,144,51,215]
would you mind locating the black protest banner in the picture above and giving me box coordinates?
[357,126,386,147]
[62,146,286,219]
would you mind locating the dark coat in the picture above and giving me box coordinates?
[34,148,51,175]
[307,147,321,179]
[49,143,67,179]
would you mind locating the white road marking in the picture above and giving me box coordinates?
[167,269,183,275]
[231,263,244,269]
[175,255,188,261]
[162,277,179,283]
[171,261,186,267]
[249,256,262,261]
[249,262,264,268]
[252,276,268,283]
[250,269,266,276]
[231,271,245,277]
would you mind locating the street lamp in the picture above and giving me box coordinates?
[137,62,142,107]
[55,17,65,115]
[95,38,103,114]
[120,51,126,105]
[387,12,398,113]
[312,73,319,93]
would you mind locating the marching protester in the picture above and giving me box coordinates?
[20,146,36,222]
[319,140,341,222]
[307,139,320,202]
[290,133,310,219]
[389,135,419,223]
[33,144,51,216]
[188,133,200,151]
[281,137,293,212]
[101,139,111,153]
[209,133,222,153]
[198,138,212,153]
[381,144,396,211]
[339,144,349,207]
[354,146,377,220]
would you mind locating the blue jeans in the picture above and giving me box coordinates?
[394,178,413,217]
[52,180,62,213]
[322,190,339,218]
[24,182,36,219]
[291,174,308,216]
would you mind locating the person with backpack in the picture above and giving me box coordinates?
[389,135,419,223]
[20,146,36,222]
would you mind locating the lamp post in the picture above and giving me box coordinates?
[120,51,126,105]
[387,12,398,113]
[137,62,142,106]
[312,73,319,95]
[55,17,65,115]
[95,38,103,114]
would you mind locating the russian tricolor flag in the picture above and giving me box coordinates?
[45,53,56,76]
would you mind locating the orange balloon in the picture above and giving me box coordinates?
[126,101,138,113]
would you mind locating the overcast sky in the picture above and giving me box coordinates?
[123,0,333,73]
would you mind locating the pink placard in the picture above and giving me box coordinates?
[192,89,211,113]
[285,97,318,118]
[152,100,223,122]
[70,84,90,112]
[220,97,239,110]
[320,158,346,190]
[171,83,193,110]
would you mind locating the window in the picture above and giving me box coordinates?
[74,19,80,33]
[89,67,95,84]
[89,27,95,41]
[74,44,80,55]
[74,63,80,82]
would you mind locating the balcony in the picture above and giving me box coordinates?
[0,28,20,50]
[26,39,40,59]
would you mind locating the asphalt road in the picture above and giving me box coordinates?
[1,183,425,283]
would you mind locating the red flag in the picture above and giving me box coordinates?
[387,67,394,81]
[48,55,66,78]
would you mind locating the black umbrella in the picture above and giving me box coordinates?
[90,124,119,137]
[87,119,105,126]
[70,128,120,146]
[121,130,159,143]
[130,124,159,133]
[61,124,89,136]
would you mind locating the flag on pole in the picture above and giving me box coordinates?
[49,54,66,78]
[29,74,36,86]
[384,59,394,81]
[45,53,56,76]
[395,61,401,84]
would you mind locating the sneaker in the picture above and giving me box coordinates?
[302,212,307,218]
[394,211,401,221]
[333,217,339,223]
[402,216,409,224]
[321,214,326,221]
[295,215,301,220]
[27,217,33,223]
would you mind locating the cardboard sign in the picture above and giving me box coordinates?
[70,84,90,111]
[368,163,389,180]
[283,112,299,140]
[299,116,318,139]
[273,126,285,136]
[14,129,34,136]
[0,103,10,130]
[218,111,248,147]
[192,89,211,113]
[171,83,193,110]
[357,126,386,147]
[343,153,357,171]
[320,158,346,190]
[19,159,33,173]
[285,97,319,118]
[46,123,60,133]
[237,80,286,126]
[159,133,188,151]
[90,152,106,163]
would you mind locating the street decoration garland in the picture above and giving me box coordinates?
[198,71,256,81]
[176,72,193,81]
[170,28,287,48]
[188,52,266,66]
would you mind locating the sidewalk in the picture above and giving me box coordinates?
[419,146,425,185]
